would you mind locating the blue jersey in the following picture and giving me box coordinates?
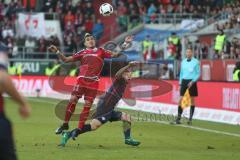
[179,57,200,84]
[95,77,127,116]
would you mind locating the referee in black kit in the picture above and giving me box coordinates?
[173,47,200,125]
[0,45,31,160]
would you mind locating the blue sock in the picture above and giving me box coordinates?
[79,124,92,134]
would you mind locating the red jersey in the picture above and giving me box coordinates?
[0,94,3,113]
[72,48,112,80]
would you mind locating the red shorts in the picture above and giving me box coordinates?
[71,77,99,103]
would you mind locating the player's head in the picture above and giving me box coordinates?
[186,47,193,59]
[122,70,132,81]
[84,33,96,49]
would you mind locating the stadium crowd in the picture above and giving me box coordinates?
[0,0,104,57]
[0,0,239,60]
[215,1,240,30]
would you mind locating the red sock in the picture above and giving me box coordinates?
[78,105,91,129]
[64,102,76,123]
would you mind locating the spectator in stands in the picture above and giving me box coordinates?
[193,40,209,59]
[25,36,36,54]
[64,10,75,30]
[129,10,140,28]
[74,12,85,32]
[214,29,226,59]
[167,41,176,60]
[12,41,18,58]
[148,3,157,16]
[6,37,13,55]
[92,19,104,41]
[142,35,154,61]
[230,37,240,58]
[159,64,174,80]
[64,35,77,53]
[84,2,94,16]
[146,3,157,23]
[38,36,47,52]
[168,32,181,59]
[85,17,94,33]
[2,25,14,40]
[233,61,240,82]
[117,1,128,32]
[23,0,36,11]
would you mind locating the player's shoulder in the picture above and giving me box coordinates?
[74,49,86,55]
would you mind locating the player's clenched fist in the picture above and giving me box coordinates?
[48,45,59,53]
[129,61,140,67]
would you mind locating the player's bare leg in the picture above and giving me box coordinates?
[55,95,79,134]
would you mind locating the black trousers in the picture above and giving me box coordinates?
[0,113,17,160]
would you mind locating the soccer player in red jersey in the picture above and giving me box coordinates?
[59,61,141,147]
[48,33,133,134]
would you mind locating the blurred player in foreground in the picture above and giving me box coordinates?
[59,61,141,147]
[0,49,31,160]
[48,34,133,135]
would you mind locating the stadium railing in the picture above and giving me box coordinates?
[141,13,208,25]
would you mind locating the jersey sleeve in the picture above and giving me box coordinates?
[101,48,112,58]
[72,50,84,60]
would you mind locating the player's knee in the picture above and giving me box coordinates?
[70,95,78,104]
[85,100,93,107]
[90,120,102,131]
[121,113,131,123]
[90,123,101,131]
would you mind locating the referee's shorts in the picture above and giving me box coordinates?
[0,113,17,160]
[180,79,198,97]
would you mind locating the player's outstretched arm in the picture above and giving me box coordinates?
[115,61,139,78]
[0,70,31,118]
[110,35,134,58]
[48,45,75,63]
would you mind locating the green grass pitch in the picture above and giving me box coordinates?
[4,97,240,160]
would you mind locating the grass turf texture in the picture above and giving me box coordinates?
[4,97,240,160]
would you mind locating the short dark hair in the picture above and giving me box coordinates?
[187,46,193,51]
[83,33,93,42]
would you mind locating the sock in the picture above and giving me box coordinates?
[189,105,195,121]
[79,124,92,134]
[70,124,92,138]
[123,121,131,139]
[78,106,91,129]
[64,102,76,123]
[177,105,183,120]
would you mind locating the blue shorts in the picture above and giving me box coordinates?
[94,98,122,124]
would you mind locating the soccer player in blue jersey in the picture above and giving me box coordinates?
[59,61,141,147]
[174,47,200,125]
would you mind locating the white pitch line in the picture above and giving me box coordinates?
[133,118,240,138]
[27,98,240,138]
